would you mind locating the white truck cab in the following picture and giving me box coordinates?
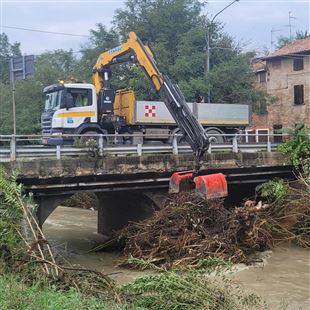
[42,82,99,144]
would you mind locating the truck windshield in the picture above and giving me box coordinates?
[45,90,63,111]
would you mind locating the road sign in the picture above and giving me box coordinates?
[9,55,35,82]
[9,55,35,136]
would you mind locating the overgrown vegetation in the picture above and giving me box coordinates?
[119,259,264,310]
[0,169,117,300]
[278,124,310,169]
[258,125,310,246]
[256,178,288,204]
[0,263,265,310]
[0,275,112,310]
[0,171,24,250]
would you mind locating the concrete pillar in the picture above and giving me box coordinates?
[34,194,73,226]
[143,189,168,209]
[96,190,165,236]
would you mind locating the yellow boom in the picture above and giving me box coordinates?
[92,31,210,175]
[93,32,163,95]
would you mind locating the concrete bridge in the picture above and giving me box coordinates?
[1,151,293,236]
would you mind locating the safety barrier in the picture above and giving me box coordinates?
[0,133,291,162]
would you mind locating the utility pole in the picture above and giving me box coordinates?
[9,59,17,135]
[206,0,240,103]
[288,11,296,39]
[9,55,35,135]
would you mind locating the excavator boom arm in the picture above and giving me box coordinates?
[93,32,162,93]
[93,32,209,171]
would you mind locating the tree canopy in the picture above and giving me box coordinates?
[0,33,21,82]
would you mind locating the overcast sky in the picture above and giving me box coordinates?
[0,0,309,56]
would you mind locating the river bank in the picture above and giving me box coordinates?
[44,206,310,309]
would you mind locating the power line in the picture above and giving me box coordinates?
[1,25,89,38]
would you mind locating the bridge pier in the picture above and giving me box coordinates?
[34,194,73,226]
[33,189,168,234]
[96,190,167,236]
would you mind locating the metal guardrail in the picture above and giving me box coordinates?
[0,133,289,162]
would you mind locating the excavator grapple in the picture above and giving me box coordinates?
[169,172,228,200]
[194,173,228,199]
[169,171,193,194]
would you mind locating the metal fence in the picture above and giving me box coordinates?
[0,133,291,162]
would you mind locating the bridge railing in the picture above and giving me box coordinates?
[0,132,293,162]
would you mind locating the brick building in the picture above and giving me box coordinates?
[254,38,310,134]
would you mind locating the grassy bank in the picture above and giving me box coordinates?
[0,263,264,310]
[0,275,111,310]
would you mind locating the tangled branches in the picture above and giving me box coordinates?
[118,188,309,269]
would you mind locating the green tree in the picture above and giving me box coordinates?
[114,0,203,43]
[0,82,12,134]
[112,0,206,100]
[0,80,43,135]
[276,30,309,49]
[111,0,269,111]
[0,33,21,83]
[35,49,77,86]
[0,37,78,134]
[74,24,119,82]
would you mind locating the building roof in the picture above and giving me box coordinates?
[261,37,310,60]
[252,60,266,72]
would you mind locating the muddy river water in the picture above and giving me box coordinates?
[44,206,310,309]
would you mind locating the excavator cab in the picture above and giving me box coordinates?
[98,88,115,114]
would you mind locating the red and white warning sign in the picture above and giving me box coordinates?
[144,105,156,117]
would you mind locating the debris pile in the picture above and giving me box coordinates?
[62,192,98,210]
[118,189,309,268]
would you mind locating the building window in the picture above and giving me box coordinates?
[259,72,266,83]
[293,58,304,71]
[294,85,304,105]
[245,129,255,143]
[256,129,269,143]
[272,60,281,69]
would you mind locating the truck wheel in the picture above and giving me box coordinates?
[122,131,133,145]
[168,128,187,145]
[205,129,225,144]
[76,130,107,146]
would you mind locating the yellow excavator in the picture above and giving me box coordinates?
[92,32,227,199]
